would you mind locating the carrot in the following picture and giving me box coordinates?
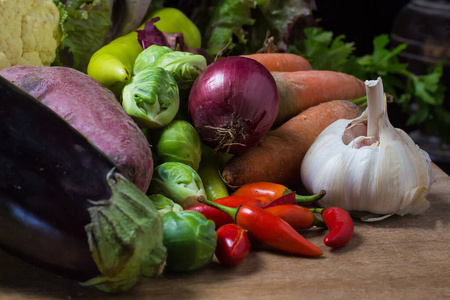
[271,70,366,126]
[240,53,312,72]
[221,100,362,190]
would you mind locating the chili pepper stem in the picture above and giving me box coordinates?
[308,208,326,227]
[309,208,324,214]
[198,197,239,222]
[294,190,326,204]
[312,215,326,227]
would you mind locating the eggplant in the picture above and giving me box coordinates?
[0,76,166,292]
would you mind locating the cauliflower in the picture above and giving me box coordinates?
[0,0,61,70]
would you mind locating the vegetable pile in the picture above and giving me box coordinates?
[0,0,441,294]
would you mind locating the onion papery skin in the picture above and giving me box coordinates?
[188,56,279,154]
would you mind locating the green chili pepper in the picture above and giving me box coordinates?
[87,30,143,96]
[198,145,230,200]
[87,7,201,96]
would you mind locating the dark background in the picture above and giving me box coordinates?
[312,0,411,56]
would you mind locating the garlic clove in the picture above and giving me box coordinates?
[397,186,430,216]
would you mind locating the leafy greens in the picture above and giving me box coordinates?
[287,27,448,145]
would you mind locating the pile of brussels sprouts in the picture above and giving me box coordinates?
[147,120,217,272]
[117,44,227,272]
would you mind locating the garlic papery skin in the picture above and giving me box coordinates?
[300,77,434,221]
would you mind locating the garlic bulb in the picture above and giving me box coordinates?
[300,77,434,221]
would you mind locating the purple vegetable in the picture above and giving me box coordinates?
[263,192,297,209]
[188,56,279,154]
[0,66,153,192]
[136,17,170,50]
[137,17,208,61]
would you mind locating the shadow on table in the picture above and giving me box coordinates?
[0,243,264,299]
[0,249,110,299]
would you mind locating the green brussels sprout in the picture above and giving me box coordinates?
[149,194,183,217]
[152,51,207,91]
[133,45,207,91]
[156,120,202,171]
[162,210,217,272]
[133,45,174,75]
[148,162,207,208]
[122,67,179,129]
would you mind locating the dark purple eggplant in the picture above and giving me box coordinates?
[0,76,166,292]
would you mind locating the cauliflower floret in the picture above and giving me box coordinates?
[0,0,60,70]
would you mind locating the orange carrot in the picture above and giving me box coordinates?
[221,100,362,190]
[240,53,312,72]
[271,70,366,126]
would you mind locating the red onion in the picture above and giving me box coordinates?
[188,56,279,154]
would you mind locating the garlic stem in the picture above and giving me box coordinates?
[365,77,385,139]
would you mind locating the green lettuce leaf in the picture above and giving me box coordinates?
[255,0,315,48]
[51,0,69,66]
[61,0,114,72]
[204,0,256,58]
[202,0,315,58]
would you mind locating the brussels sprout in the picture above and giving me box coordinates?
[122,67,179,129]
[133,45,174,75]
[152,51,207,91]
[149,194,183,217]
[133,45,207,91]
[148,162,207,208]
[156,120,202,171]
[162,210,217,272]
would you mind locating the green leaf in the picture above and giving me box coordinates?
[291,27,356,72]
[406,104,430,126]
[412,76,436,105]
[356,35,409,77]
[203,0,315,58]
[409,63,445,106]
[51,0,69,66]
[204,0,257,58]
[62,0,113,72]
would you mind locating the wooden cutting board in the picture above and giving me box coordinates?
[0,164,449,300]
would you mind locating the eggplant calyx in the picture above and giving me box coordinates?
[82,170,167,293]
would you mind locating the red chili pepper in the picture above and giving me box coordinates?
[321,207,354,248]
[215,224,250,266]
[264,204,325,230]
[199,198,323,257]
[186,196,269,229]
[232,182,325,205]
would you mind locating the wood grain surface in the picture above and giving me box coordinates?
[1,164,449,300]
